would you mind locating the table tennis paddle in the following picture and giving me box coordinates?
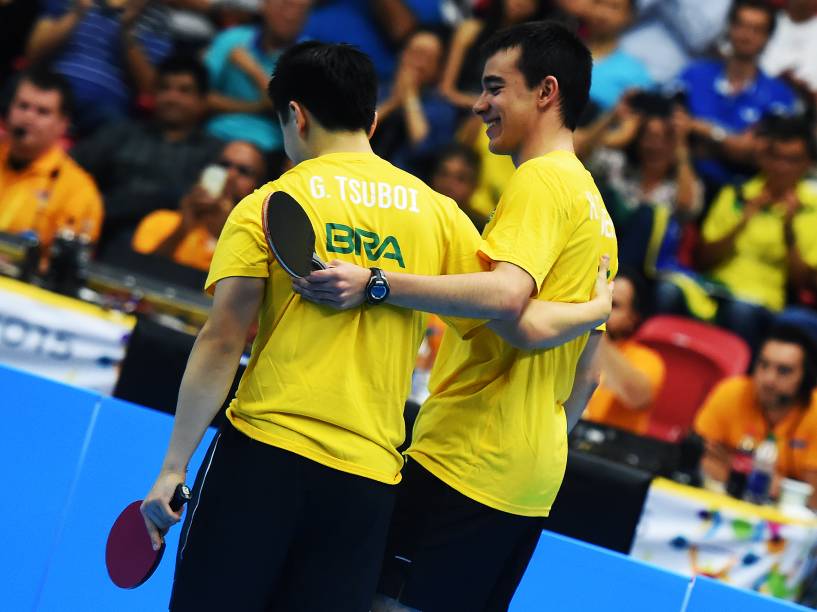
[262,190,325,278]
[106,483,191,589]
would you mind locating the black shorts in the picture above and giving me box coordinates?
[377,458,543,612]
[170,423,396,612]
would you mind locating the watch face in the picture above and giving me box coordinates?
[371,284,388,300]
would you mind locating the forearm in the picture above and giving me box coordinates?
[403,94,429,145]
[387,270,528,320]
[151,226,188,259]
[160,324,245,473]
[208,93,266,114]
[122,31,157,96]
[26,14,83,62]
[674,153,699,216]
[564,331,602,432]
[488,299,607,350]
[598,342,654,409]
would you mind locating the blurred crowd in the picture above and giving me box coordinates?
[2,1,817,485]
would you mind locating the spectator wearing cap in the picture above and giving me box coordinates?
[0,69,102,253]
[671,0,797,190]
[72,54,224,261]
[131,140,266,271]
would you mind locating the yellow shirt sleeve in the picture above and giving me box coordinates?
[701,185,741,243]
[478,162,576,293]
[205,191,271,294]
[132,210,180,253]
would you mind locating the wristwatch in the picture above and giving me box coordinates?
[365,267,390,305]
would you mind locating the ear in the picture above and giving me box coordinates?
[537,75,560,111]
[290,101,308,136]
[367,111,378,140]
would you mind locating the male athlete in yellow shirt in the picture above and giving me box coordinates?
[297,23,619,610]
[140,42,610,612]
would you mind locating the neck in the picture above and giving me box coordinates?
[262,30,288,52]
[764,403,796,427]
[162,124,195,143]
[513,124,574,167]
[726,56,758,87]
[588,36,618,59]
[309,130,374,158]
[641,163,670,185]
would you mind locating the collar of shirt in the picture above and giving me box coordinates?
[0,141,65,180]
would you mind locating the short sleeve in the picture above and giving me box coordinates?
[132,211,178,253]
[701,185,740,243]
[693,378,738,444]
[479,163,575,293]
[642,347,666,398]
[204,191,270,294]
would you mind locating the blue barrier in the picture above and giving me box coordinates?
[3,364,813,611]
[0,365,100,611]
[512,531,691,612]
[37,397,215,612]
[684,576,811,612]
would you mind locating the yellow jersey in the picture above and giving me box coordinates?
[702,176,817,311]
[408,150,619,516]
[205,152,484,485]
[0,142,103,248]
[132,210,217,271]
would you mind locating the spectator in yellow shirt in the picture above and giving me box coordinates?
[586,268,665,434]
[694,325,817,508]
[0,68,103,255]
[131,140,266,271]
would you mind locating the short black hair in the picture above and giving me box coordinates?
[481,21,592,131]
[157,54,209,95]
[615,266,651,320]
[269,41,377,133]
[433,143,481,179]
[761,324,817,405]
[757,114,817,160]
[17,67,74,117]
[728,0,777,36]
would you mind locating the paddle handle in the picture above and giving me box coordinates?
[170,483,192,512]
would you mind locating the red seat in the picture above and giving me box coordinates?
[634,315,751,442]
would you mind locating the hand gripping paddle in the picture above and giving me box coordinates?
[105,483,191,589]
[262,191,325,278]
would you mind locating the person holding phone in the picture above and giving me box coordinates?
[131,140,266,270]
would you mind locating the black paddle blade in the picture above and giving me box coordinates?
[263,191,324,278]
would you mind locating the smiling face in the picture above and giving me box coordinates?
[472,47,541,157]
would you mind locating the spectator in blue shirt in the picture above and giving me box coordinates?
[204,0,312,154]
[584,0,653,111]
[672,0,796,189]
[26,0,174,136]
[302,0,445,83]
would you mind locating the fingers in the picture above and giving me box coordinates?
[140,499,180,551]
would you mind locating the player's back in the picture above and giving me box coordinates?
[209,151,482,485]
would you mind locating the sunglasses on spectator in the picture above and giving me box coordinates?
[216,159,257,178]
